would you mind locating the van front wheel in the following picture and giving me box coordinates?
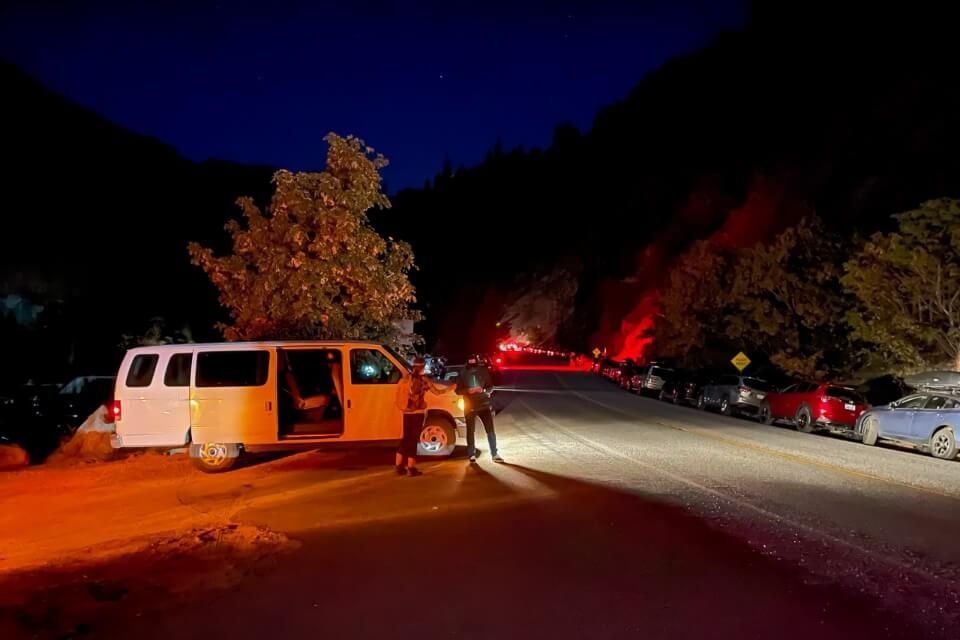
[190,443,240,473]
[418,416,456,457]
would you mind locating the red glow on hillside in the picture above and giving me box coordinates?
[613,292,660,361]
[708,174,804,250]
[600,173,806,362]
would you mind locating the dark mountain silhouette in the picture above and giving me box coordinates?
[0,60,273,380]
[383,1,960,357]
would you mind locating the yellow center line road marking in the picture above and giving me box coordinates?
[556,377,959,502]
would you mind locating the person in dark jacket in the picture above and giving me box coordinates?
[456,355,503,463]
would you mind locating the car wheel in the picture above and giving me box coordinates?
[758,400,774,425]
[418,415,456,457]
[795,405,815,433]
[930,427,958,460]
[861,415,879,446]
[720,396,732,416]
[190,443,240,473]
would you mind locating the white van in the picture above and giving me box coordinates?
[111,341,465,472]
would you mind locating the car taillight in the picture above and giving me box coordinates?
[110,400,121,422]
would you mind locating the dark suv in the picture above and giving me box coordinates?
[699,374,773,416]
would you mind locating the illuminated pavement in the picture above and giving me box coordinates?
[3,369,959,639]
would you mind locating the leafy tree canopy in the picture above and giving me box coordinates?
[843,198,960,373]
[189,133,421,344]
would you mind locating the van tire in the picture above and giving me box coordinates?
[190,443,240,473]
[418,416,456,457]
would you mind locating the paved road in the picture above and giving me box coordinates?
[2,369,958,639]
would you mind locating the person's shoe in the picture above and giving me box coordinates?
[407,467,423,477]
[468,455,477,463]
[395,465,407,476]
[492,455,505,463]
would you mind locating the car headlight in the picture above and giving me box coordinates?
[457,397,465,411]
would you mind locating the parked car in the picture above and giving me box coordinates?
[760,382,868,433]
[657,374,683,403]
[619,361,640,390]
[857,393,959,460]
[698,374,772,416]
[630,363,675,396]
[600,359,621,382]
[659,369,716,406]
[57,375,116,431]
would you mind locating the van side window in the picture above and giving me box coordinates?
[164,353,193,387]
[350,349,402,384]
[196,351,269,387]
[126,354,159,388]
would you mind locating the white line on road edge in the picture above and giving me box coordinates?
[517,397,952,586]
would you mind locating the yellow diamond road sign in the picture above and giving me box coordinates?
[731,352,751,372]
[592,347,602,358]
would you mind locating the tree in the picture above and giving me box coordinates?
[842,198,960,372]
[726,217,858,380]
[120,317,193,349]
[189,133,421,343]
[652,240,731,361]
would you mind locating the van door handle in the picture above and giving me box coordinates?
[266,401,272,411]
[347,400,351,409]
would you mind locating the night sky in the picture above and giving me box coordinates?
[1,1,744,191]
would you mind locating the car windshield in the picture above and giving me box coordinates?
[743,378,772,391]
[825,386,864,404]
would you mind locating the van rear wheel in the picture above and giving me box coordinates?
[190,443,240,473]
[418,416,456,457]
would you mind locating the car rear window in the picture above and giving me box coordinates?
[650,367,674,378]
[743,378,772,392]
[196,351,269,387]
[126,354,159,388]
[825,386,864,404]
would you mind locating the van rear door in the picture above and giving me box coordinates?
[119,351,193,446]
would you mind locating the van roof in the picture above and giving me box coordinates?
[123,340,388,354]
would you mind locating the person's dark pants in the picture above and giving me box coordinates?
[399,412,424,465]
[465,408,497,458]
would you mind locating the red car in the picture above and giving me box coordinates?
[759,382,868,434]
